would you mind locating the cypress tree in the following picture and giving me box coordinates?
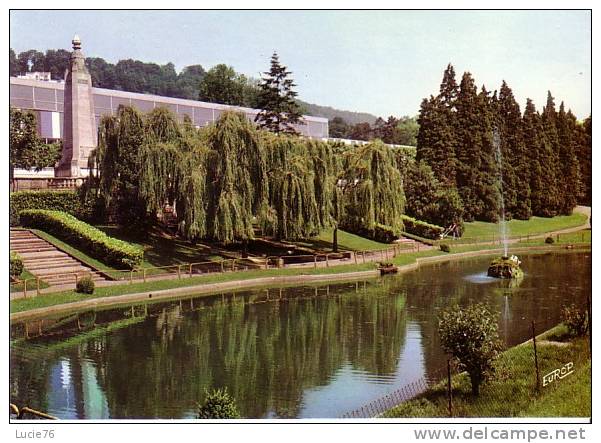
[556,103,582,214]
[497,81,530,219]
[539,91,562,216]
[522,99,549,217]
[454,74,499,222]
[416,64,459,187]
[576,116,592,206]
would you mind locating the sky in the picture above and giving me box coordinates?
[10,10,592,119]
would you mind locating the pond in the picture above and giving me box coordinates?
[10,251,591,419]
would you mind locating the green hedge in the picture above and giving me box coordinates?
[19,210,143,269]
[10,251,24,277]
[351,223,399,244]
[401,215,444,240]
[10,190,98,226]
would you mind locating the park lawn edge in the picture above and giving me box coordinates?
[10,242,590,316]
[381,323,591,418]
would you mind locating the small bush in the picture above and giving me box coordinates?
[197,388,240,419]
[438,303,502,396]
[439,243,451,253]
[545,236,555,244]
[76,276,95,294]
[561,304,588,337]
[20,209,143,269]
[401,215,445,240]
[10,251,24,277]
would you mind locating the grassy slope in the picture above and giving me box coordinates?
[383,324,591,418]
[296,228,390,252]
[460,213,587,242]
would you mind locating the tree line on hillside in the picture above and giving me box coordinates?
[417,64,592,221]
[329,115,419,146]
[10,48,409,141]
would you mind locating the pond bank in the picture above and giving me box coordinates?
[10,243,590,321]
[381,323,591,418]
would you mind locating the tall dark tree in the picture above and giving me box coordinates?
[576,116,592,206]
[416,95,457,186]
[556,103,582,214]
[497,81,530,219]
[454,74,499,221]
[255,52,303,135]
[17,49,45,73]
[522,99,549,217]
[538,91,562,216]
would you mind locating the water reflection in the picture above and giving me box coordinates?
[10,252,590,419]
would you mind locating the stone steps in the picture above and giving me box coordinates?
[10,229,109,287]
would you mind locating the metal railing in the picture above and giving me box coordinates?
[10,243,420,298]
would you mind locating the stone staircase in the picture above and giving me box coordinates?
[10,229,108,286]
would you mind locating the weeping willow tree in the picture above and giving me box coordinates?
[264,135,320,240]
[206,111,269,245]
[88,105,147,228]
[341,140,405,237]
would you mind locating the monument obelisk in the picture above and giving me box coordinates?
[55,35,97,177]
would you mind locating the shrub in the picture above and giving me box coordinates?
[438,303,502,396]
[545,236,555,244]
[76,276,95,294]
[10,251,24,277]
[561,304,588,337]
[346,223,399,244]
[400,215,444,240]
[19,210,143,269]
[197,388,240,419]
[10,190,100,226]
[439,243,451,253]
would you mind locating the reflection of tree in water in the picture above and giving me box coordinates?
[37,281,407,419]
[96,282,407,418]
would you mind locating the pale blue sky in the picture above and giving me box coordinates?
[10,10,591,119]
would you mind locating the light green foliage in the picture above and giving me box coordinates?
[341,140,405,236]
[438,303,502,396]
[207,111,268,243]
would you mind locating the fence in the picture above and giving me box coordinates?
[341,306,592,419]
[10,243,419,298]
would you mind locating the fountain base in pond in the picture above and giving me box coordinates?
[487,255,524,279]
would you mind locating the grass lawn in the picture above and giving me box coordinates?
[296,228,391,252]
[10,269,50,293]
[383,324,591,418]
[458,213,587,243]
[96,226,223,269]
[518,229,591,245]
[9,261,380,313]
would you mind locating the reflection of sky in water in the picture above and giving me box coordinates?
[297,321,425,418]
